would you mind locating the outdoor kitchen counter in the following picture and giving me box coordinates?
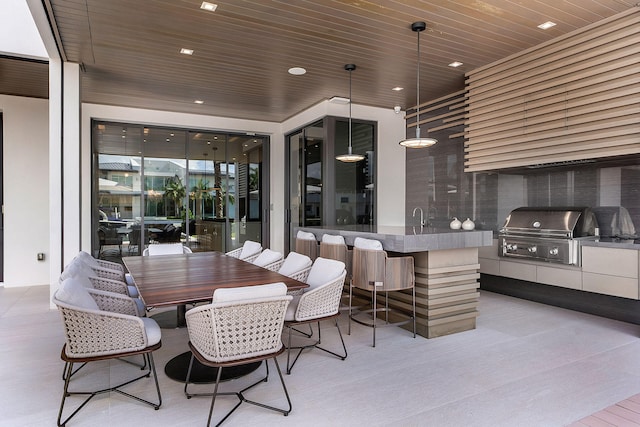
[296,226,493,338]
[580,238,640,250]
[295,225,493,253]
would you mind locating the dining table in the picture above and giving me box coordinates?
[123,250,308,383]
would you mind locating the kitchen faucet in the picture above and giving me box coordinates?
[412,207,425,227]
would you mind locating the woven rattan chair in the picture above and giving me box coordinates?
[62,258,146,316]
[75,251,140,297]
[278,251,313,296]
[52,278,162,427]
[184,282,293,426]
[225,240,262,263]
[349,237,416,347]
[284,257,347,374]
[251,248,284,271]
[295,230,318,261]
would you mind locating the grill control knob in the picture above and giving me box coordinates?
[528,246,537,253]
[549,247,559,256]
[507,243,517,251]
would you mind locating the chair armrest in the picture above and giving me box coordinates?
[88,276,129,295]
[225,248,243,258]
[96,259,125,273]
[261,259,284,272]
[88,288,139,316]
[91,265,126,281]
[294,271,346,321]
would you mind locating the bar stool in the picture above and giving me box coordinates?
[349,237,416,347]
[295,230,318,261]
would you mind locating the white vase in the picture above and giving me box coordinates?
[462,218,475,230]
[450,217,462,230]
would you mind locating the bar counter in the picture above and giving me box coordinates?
[297,225,493,338]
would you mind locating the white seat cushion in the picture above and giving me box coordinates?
[306,257,345,289]
[252,249,283,267]
[76,251,99,267]
[353,237,383,250]
[212,282,287,302]
[147,243,185,256]
[128,285,140,298]
[278,252,312,277]
[60,261,95,288]
[239,240,262,259]
[141,317,162,346]
[321,234,345,245]
[56,277,99,310]
[296,230,316,240]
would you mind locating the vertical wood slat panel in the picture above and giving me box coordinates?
[464,9,640,173]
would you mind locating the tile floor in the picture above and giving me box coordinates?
[2,285,640,427]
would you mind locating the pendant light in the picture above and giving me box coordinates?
[399,21,438,148]
[336,64,365,162]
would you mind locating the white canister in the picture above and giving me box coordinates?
[450,217,462,230]
[462,218,475,230]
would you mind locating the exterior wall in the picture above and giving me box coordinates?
[0,94,49,286]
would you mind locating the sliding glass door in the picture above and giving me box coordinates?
[93,121,268,260]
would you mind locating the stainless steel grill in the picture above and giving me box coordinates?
[499,207,598,265]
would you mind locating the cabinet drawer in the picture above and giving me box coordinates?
[582,272,639,299]
[500,260,536,282]
[582,246,638,278]
[537,265,582,290]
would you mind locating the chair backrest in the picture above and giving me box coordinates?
[54,277,99,310]
[321,234,345,245]
[239,240,262,260]
[76,250,99,267]
[306,257,346,290]
[61,259,96,286]
[144,243,191,256]
[187,283,292,363]
[278,251,312,278]
[352,247,414,292]
[319,234,351,277]
[353,237,383,250]
[295,231,318,261]
[252,249,283,268]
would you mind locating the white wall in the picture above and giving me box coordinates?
[0,94,50,286]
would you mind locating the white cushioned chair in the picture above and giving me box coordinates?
[284,257,347,374]
[278,251,313,296]
[184,282,293,426]
[320,233,353,283]
[225,240,262,263]
[75,251,140,297]
[251,248,284,271]
[349,237,416,347]
[143,242,192,256]
[52,278,162,426]
[62,258,146,316]
[295,230,318,261]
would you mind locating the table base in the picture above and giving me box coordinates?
[164,351,262,383]
[150,305,187,329]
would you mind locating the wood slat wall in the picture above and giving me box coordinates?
[463,8,640,172]
[406,89,467,139]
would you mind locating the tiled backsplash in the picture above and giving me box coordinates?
[406,137,640,235]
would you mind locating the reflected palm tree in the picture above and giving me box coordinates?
[163,175,185,217]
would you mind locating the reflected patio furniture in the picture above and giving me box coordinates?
[52,278,162,427]
[97,225,123,258]
[184,282,293,426]
[349,237,416,347]
[284,257,347,374]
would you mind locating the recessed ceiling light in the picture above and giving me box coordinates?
[392,87,404,91]
[200,2,217,11]
[288,67,306,75]
[537,21,556,30]
[180,48,194,55]
[448,61,463,67]
[194,100,204,104]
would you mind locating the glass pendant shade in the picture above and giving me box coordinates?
[336,64,365,162]
[399,21,438,149]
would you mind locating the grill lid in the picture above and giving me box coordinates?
[500,206,598,238]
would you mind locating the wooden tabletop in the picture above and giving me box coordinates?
[123,251,308,307]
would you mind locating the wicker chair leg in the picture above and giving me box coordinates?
[286,318,347,375]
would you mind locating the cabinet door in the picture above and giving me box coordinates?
[582,246,638,278]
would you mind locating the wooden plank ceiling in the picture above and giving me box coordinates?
[14,0,638,122]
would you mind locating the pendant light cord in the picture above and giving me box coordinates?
[416,27,421,139]
[349,67,353,154]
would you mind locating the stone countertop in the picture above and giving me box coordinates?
[580,238,640,250]
[296,225,493,253]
